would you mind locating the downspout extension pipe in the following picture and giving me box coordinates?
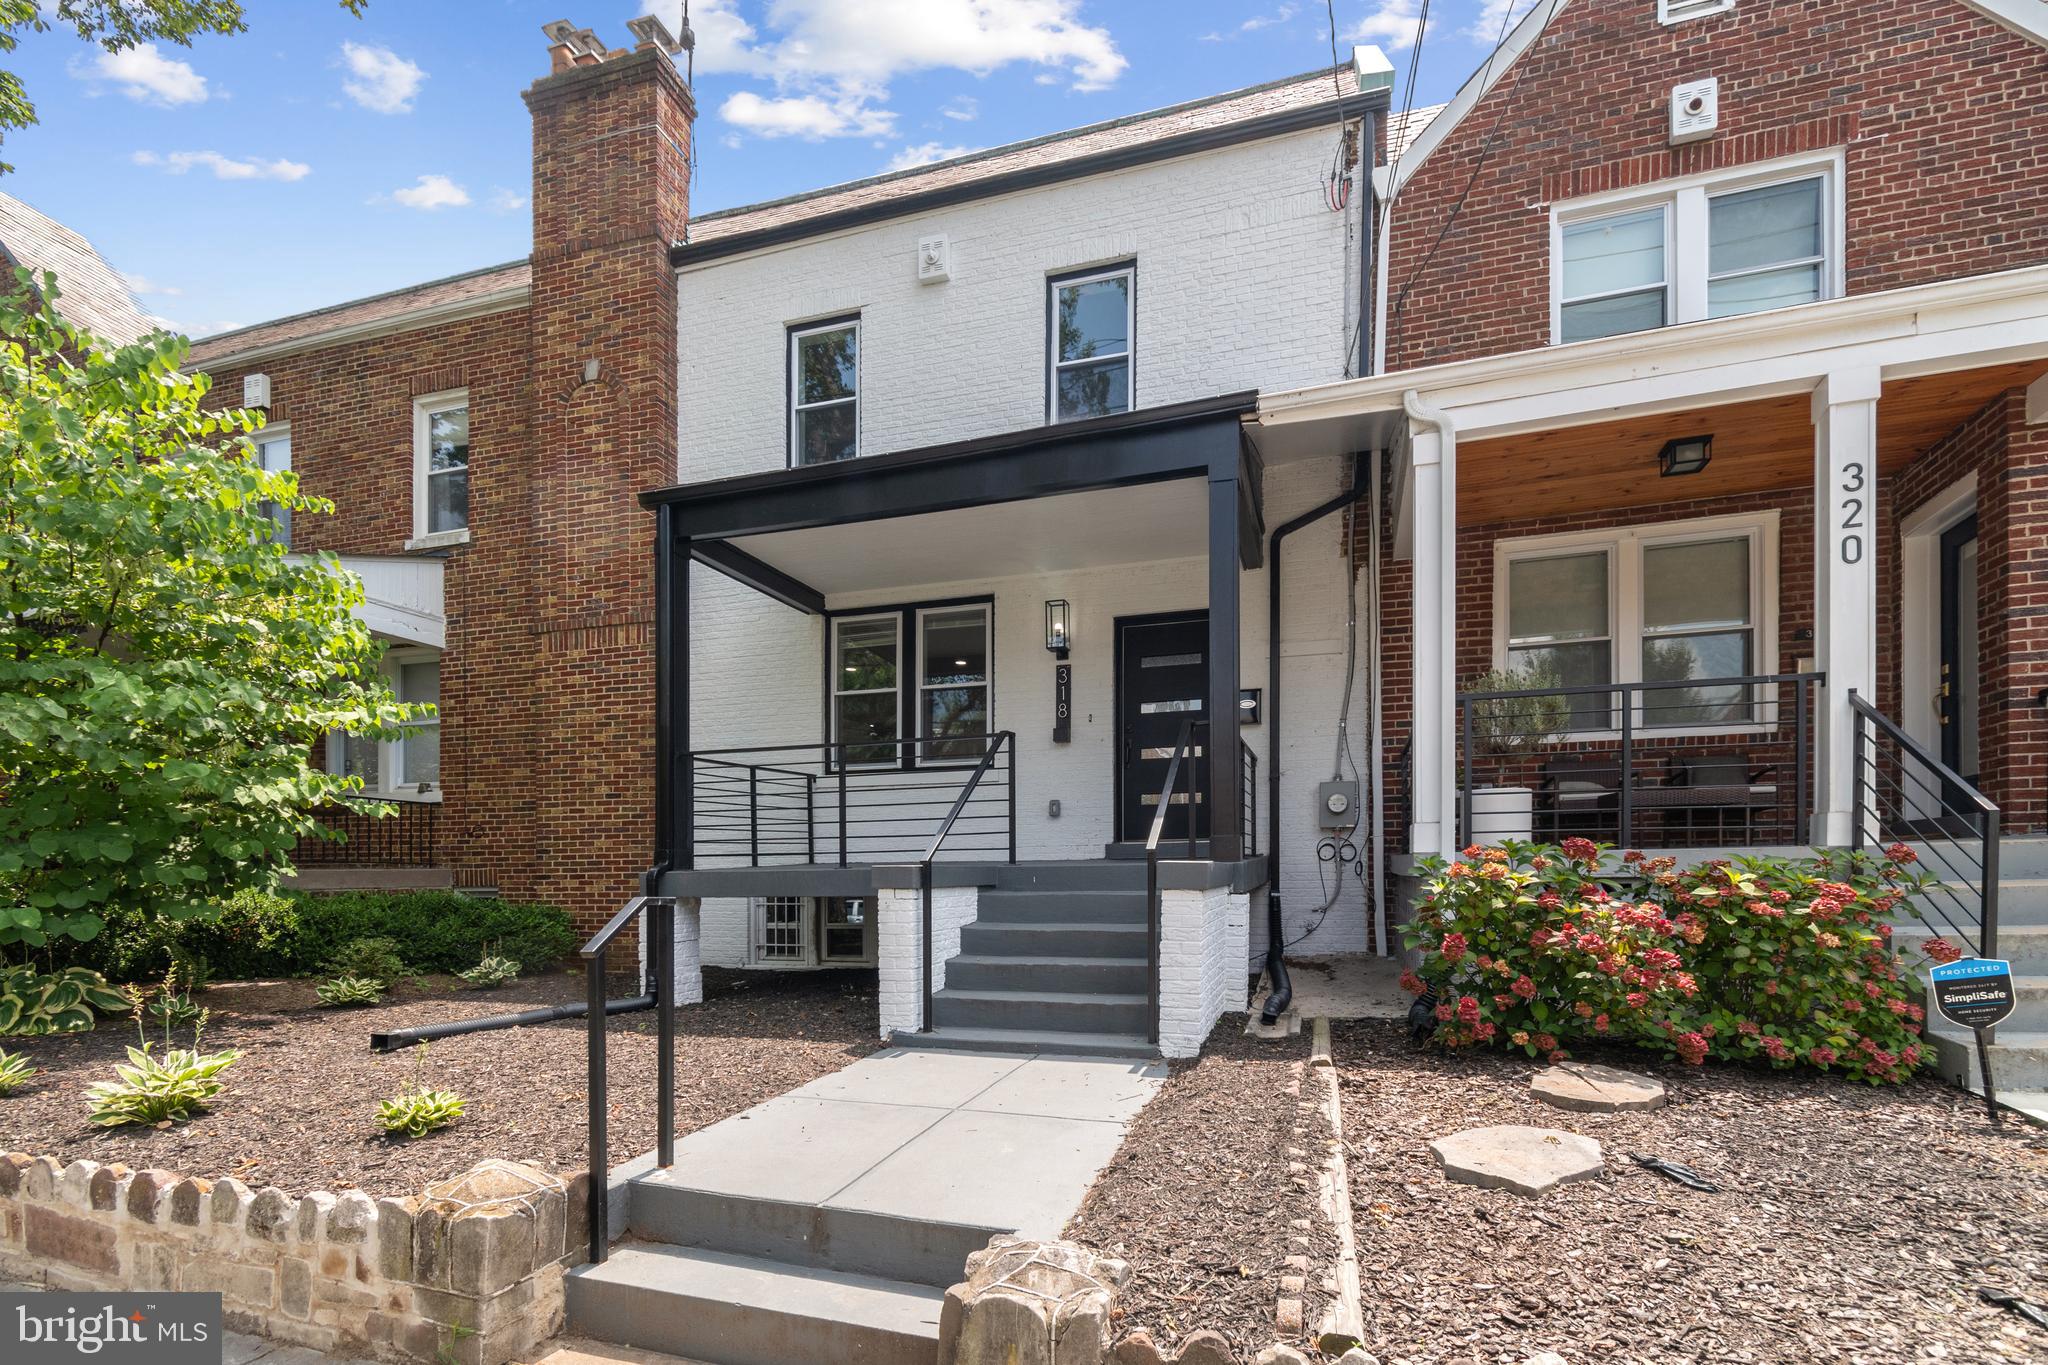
[1261,452,1371,1025]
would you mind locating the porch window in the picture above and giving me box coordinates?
[1049,264,1133,423]
[1496,513,1776,733]
[832,614,900,765]
[411,391,470,545]
[1552,157,1838,344]
[918,605,990,761]
[791,317,859,465]
[329,647,441,796]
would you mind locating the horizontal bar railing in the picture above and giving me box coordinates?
[1849,690,1998,960]
[294,796,438,867]
[685,732,1017,870]
[1144,719,1202,1047]
[1240,736,1258,858]
[1453,673,1823,851]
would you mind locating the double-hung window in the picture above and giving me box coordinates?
[253,423,292,545]
[412,390,470,545]
[790,317,859,465]
[1049,263,1133,422]
[1552,155,1838,344]
[330,648,441,796]
[830,601,994,767]
[1496,514,1775,732]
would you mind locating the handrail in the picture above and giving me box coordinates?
[579,894,677,1265]
[1848,690,1999,960]
[917,731,1017,1032]
[1143,719,1203,1047]
[689,732,1013,759]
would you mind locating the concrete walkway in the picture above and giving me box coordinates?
[633,1046,1167,1241]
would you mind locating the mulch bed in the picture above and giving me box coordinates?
[1,967,880,1196]
[1067,1020,1340,1361]
[1331,1020,2048,1364]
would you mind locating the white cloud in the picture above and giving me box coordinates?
[942,96,979,122]
[119,272,181,297]
[384,174,470,210]
[643,0,1125,140]
[1345,0,1436,51]
[339,42,426,114]
[886,142,978,171]
[1242,4,1299,31]
[721,90,896,140]
[1467,0,1546,42]
[71,43,209,105]
[485,187,528,214]
[132,150,310,181]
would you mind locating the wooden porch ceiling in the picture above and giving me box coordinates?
[1455,360,2046,527]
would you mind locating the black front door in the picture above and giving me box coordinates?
[1938,513,1981,787]
[1117,614,1210,844]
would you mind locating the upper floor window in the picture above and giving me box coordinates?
[411,390,469,546]
[791,316,859,465]
[1553,157,1838,345]
[253,423,291,546]
[1049,263,1133,423]
[1658,0,1734,23]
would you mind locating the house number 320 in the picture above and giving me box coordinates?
[1838,460,1866,564]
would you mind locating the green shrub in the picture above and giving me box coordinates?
[67,890,302,983]
[85,1046,241,1128]
[316,977,386,1008]
[1402,839,1936,1084]
[458,955,520,989]
[0,965,129,1036]
[324,936,405,984]
[0,1049,34,1095]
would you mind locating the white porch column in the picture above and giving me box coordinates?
[1406,396,1457,856]
[1812,367,1883,846]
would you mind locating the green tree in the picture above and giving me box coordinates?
[0,271,420,955]
[0,1,367,172]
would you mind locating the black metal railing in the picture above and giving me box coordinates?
[1240,736,1258,858]
[916,732,1017,1032]
[1850,691,2000,960]
[294,796,438,866]
[1454,673,1823,849]
[1143,719,1203,1047]
[687,733,1017,869]
[580,894,677,1265]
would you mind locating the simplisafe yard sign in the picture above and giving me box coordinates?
[1929,957,2014,1126]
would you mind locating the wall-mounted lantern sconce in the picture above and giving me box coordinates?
[1238,688,1262,725]
[1044,599,1071,659]
[1657,434,1713,477]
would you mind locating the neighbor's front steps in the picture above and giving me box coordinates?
[1896,835,2048,1123]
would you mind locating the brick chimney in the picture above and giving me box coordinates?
[521,20,693,924]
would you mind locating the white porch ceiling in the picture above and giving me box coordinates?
[728,478,1208,596]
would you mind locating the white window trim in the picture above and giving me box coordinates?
[790,317,860,465]
[915,604,993,763]
[1047,264,1135,424]
[831,611,902,768]
[409,388,471,548]
[1549,150,1846,346]
[1491,511,1781,739]
[253,422,292,545]
[1659,0,1735,23]
[329,645,442,801]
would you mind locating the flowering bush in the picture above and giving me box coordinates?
[1402,839,1935,1083]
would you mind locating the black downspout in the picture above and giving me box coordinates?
[1261,451,1370,1024]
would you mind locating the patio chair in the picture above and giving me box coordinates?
[1652,753,1780,845]
[1537,754,1621,842]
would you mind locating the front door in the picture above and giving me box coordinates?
[1938,514,1981,788]
[1117,614,1210,844]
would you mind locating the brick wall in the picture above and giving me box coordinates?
[1385,0,2048,370]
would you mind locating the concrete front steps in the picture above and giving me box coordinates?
[1898,835,2048,1122]
[891,864,1160,1058]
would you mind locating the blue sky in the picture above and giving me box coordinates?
[3,1,1531,337]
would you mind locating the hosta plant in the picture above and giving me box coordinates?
[0,965,129,1036]
[378,1086,467,1138]
[458,955,520,989]
[0,1048,35,1095]
[85,1046,242,1128]
[316,976,386,1008]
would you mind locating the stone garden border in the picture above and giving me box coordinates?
[0,1152,587,1365]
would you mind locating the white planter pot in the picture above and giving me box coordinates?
[1471,785,1535,844]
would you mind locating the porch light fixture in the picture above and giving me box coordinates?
[1657,434,1713,477]
[1044,599,1072,659]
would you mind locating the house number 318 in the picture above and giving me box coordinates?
[1838,460,1866,564]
